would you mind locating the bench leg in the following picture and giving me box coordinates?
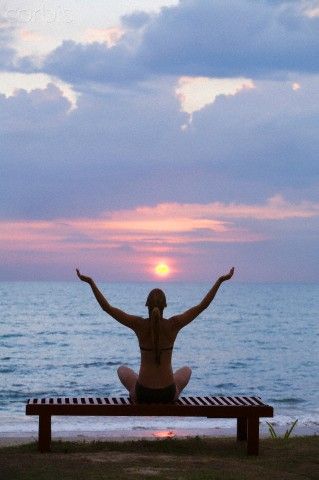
[39,414,51,452]
[247,417,259,455]
[237,417,247,441]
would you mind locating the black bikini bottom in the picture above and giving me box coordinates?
[135,381,176,404]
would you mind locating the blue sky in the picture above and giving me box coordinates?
[0,0,318,282]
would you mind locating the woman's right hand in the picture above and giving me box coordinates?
[219,267,235,282]
[76,268,93,284]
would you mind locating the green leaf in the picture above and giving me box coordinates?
[266,422,277,439]
[284,419,298,439]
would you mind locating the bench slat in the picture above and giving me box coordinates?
[217,396,232,406]
[187,397,197,407]
[227,396,241,406]
[207,396,223,406]
[235,396,248,406]
[243,396,258,406]
[243,396,261,406]
[196,396,211,406]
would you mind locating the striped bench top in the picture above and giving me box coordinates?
[26,395,273,417]
[27,395,268,407]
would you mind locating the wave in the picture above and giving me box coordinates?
[214,383,237,389]
[1,333,24,339]
[228,361,247,369]
[70,361,122,369]
[37,331,68,336]
[269,398,306,405]
[0,368,16,374]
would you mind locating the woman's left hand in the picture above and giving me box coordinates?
[76,268,92,284]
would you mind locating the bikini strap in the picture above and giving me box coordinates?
[139,345,173,352]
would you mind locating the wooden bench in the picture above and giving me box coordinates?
[26,395,273,455]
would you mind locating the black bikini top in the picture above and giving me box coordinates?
[139,345,173,352]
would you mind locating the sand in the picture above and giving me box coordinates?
[0,424,317,448]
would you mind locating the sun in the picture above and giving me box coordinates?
[154,263,170,277]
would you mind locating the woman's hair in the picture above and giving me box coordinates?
[145,289,167,365]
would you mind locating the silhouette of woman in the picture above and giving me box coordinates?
[76,267,234,403]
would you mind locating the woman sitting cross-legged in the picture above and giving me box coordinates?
[76,267,234,403]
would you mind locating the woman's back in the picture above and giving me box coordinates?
[135,317,178,388]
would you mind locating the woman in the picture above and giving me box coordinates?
[76,267,234,403]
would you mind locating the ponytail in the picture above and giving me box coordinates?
[150,306,161,365]
[145,288,166,365]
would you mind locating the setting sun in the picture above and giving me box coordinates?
[154,263,170,277]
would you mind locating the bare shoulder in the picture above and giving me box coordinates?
[166,315,182,332]
[132,316,149,332]
[167,305,203,331]
[109,306,145,331]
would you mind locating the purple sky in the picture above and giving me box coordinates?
[0,0,318,282]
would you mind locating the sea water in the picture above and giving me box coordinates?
[0,281,318,435]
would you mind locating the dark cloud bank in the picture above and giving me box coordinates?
[37,0,319,84]
[1,1,318,221]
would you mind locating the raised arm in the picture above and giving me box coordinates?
[170,267,234,331]
[76,269,141,330]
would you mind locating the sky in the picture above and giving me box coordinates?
[0,0,318,282]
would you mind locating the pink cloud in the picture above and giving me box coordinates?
[2,195,319,253]
[1,195,318,278]
[82,27,124,47]
[123,195,319,221]
[19,29,44,42]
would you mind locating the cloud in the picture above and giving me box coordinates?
[0,82,72,131]
[19,29,44,43]
[138,0,319,78]
[42,38,146,85]
[19,0,319,86]
[82,27,124,47]
[1,195,318,280]
[291,81,301,90]
[1,2,318,282]
[175,76,255,127]
[2,195,318,252]
[176,77,255,114]
[121,11,152,29]
[187,76,319,190]
[0,17,18,70]
[302,0,319,17]
[1,74,319,223]
[0,72,78,110]
[126,195,319,221]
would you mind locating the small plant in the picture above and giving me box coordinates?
[266,419,298,439]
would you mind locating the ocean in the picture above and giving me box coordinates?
[0,281,318,436]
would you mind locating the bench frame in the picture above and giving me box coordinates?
[26,396,274,455]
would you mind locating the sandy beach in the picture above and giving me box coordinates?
[0,424,317,448]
